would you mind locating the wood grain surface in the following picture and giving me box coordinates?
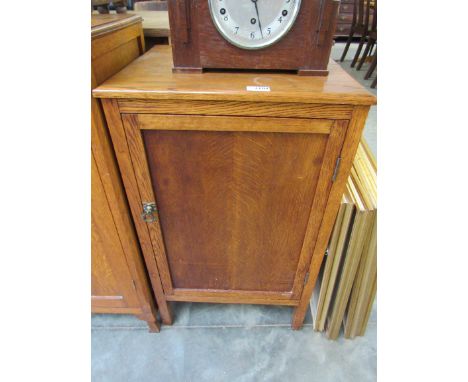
[292,106,370,329]
[102,99,173,325]
[168,0,339,74]
[96,46,376,329]
[118,99,354,119]
[92,10,170,38]
[142,127,329,293]
[91,14,142,37]
[91,153,139,309]
[92,15,159,331]
[93,45,376,106]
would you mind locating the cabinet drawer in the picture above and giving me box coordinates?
[335,24,352,35]
[339,3,354,13]
[337,14,353,23]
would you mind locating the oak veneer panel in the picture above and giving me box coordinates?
[93,39,141,85]
[96,46,376,329]
[93,45,376,106]
[92,14,142,37]
[92,22,144,60]
[138,114,333,133]
[143,130,328,292]
[91,153,139,309]
[118,100,354,119]
[167,290,298,306]
[91,14,160,331]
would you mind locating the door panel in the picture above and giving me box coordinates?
[122,114,344,302]
[143,130,328,292]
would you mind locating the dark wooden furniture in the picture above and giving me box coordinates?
[93,0,128,14]
[134,0,168,11]
[168,0,340,75]
[93,45,376,329]
[339,0,373,64]
[91,14,160,332]
[356,0,377,71]
[334,0,355,37]
[365,49,377,88]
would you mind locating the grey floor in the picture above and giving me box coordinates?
[92,42,377,382]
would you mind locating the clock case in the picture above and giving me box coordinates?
[168,0,340,76]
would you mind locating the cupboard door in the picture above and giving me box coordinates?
[91,153,140,310]
[122,114,347,303]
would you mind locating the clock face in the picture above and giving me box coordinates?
[208,0,302,50]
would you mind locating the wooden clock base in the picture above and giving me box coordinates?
[172,67,330,76]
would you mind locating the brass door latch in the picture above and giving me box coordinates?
[141,202,157,223]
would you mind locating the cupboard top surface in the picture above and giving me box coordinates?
[93,45,376,106]
[91,14,142,38]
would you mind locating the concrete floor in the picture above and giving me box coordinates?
[92,42,377,382]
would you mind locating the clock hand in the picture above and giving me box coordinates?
[251,0,264,39]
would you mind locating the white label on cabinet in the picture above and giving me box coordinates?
[246,86,271,92]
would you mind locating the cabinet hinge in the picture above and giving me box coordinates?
[332,156,341,182]
[304,272,310,286]
[141,202,158,223]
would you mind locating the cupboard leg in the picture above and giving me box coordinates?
[137,313,160,333]
[158,300,173,325]
[146,320,160,333]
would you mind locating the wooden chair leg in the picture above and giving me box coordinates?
[341,0,360,62]
[364,52,377,79]
[114,0,127,13]
[340,28,356,62]
[97,5,109,14]
[371,77,377,88]
[352,0,371,67]
[351,33,367,67]
[357,37,374,70]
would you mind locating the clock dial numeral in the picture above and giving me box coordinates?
[209,0,302,50]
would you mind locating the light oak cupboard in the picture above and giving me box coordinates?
[94,45,376,329]
[91,14,160,331]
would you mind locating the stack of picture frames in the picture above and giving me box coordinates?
[310,139,377,340]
